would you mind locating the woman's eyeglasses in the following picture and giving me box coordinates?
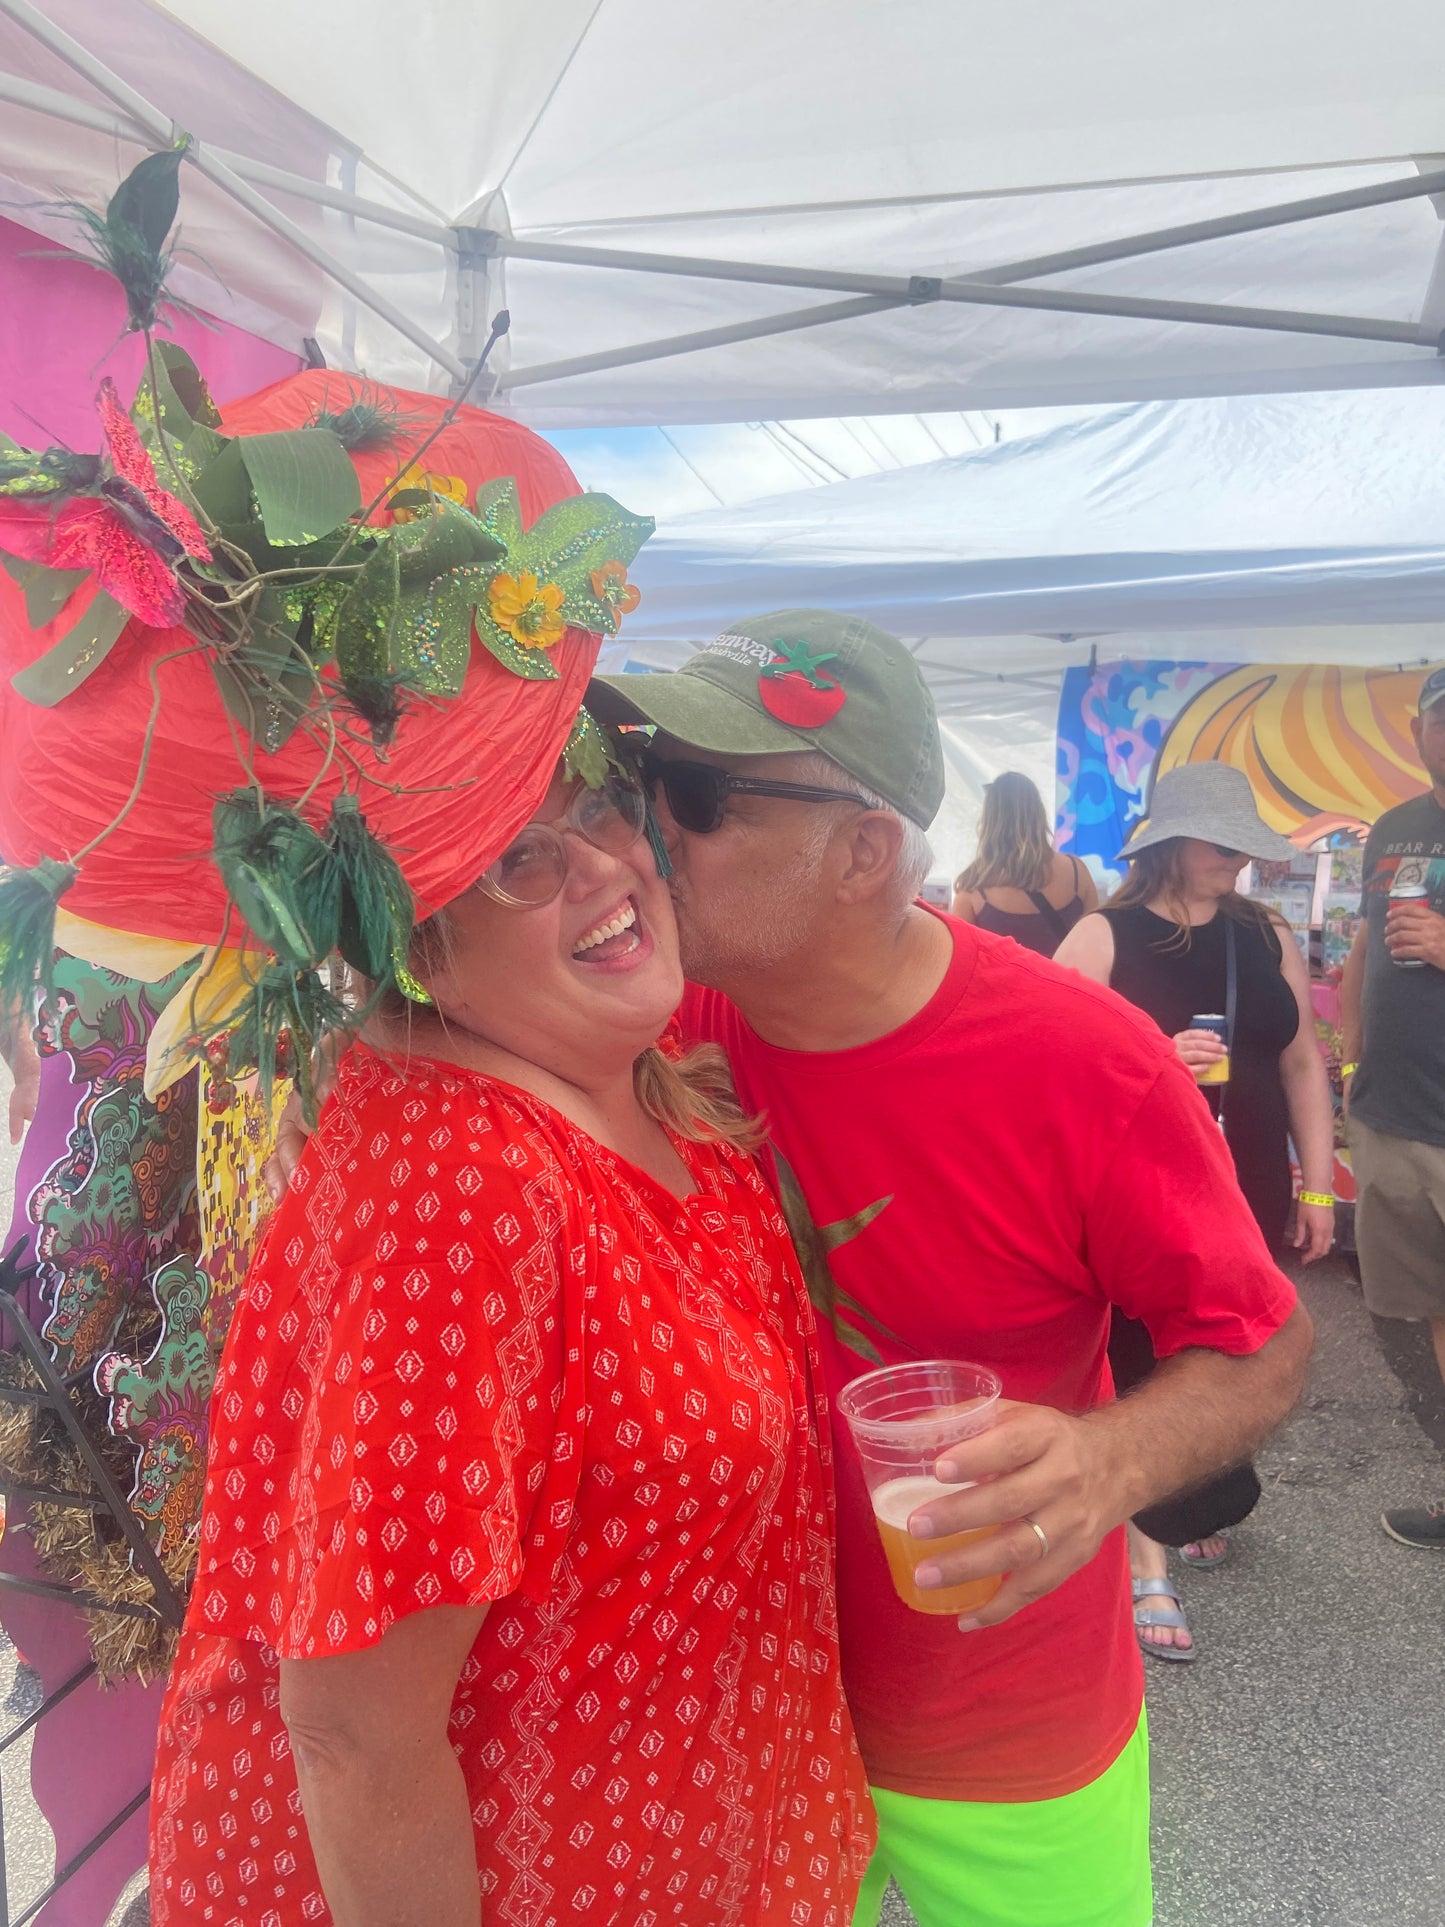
[638,749,870,835]
[477,772,648,907]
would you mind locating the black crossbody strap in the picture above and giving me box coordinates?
[1218,917,1238,1143]
[1025,890,1069,942]
[1225,916,1238,1047]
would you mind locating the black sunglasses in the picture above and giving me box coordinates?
[638,750,870,835]
[1212,843,1244,859]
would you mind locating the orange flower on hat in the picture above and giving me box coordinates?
[488,570,568,650]
[590,560,642,621]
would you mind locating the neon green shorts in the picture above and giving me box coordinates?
[852,1711,1152,1927]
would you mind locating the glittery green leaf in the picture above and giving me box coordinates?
[472,480,653,638]
[333,537,401,688]
[473,476,524,553]
[562,707,610,788]
[133,343,224,485]
[331,506,507,698]
[424,566,559,684]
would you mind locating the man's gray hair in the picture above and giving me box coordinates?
[791,751,934,904]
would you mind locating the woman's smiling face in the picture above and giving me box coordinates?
[419,769,683,1084]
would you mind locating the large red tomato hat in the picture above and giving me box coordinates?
[0,206,651,1104]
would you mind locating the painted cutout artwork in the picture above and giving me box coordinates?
[1057,660,1434,891]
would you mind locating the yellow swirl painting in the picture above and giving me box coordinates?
[1156,664,1432,845]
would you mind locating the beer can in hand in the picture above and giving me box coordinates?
[1191,1013,1230,1084]
[1388,880,1429,968]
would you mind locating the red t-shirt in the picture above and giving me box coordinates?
[680,915,1297,1803]
[150,1046,873,1925]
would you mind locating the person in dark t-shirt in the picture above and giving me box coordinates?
[1342,664,1445,1549]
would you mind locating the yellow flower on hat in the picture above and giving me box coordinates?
[386,464,469,522]
[488,570,568,650]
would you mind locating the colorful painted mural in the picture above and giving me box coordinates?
[1058,658,1438,888]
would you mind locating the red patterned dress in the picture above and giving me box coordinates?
[150,1045,872,1926]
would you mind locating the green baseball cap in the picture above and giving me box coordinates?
[589,609,944,828]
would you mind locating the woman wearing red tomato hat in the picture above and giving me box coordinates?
[1,161,871,1913]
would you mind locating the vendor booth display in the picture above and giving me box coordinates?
[0,153,650,1925]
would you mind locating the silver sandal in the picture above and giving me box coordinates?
[1132,1575,1197,1664]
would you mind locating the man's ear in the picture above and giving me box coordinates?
[835,810,904,906]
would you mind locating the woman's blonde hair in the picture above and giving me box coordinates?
[1107,839,1276,952]
[373,911,765,1153]
[955,771,1054,894]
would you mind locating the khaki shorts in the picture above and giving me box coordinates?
[1348,1115,1445,1321]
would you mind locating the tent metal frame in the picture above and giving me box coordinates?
[3,0,1444,403]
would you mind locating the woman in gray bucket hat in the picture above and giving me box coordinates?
[1055,763,1335,1663]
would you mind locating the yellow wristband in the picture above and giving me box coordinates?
[1298,1190,1335,1208]
[1340,1062,1359,1079]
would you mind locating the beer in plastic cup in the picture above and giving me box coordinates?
[837,1359,1003,1617]
[1190,1013,1230,1085]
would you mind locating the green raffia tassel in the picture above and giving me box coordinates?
[226,963,349,1127]
[0,858,77,1008]
[212,791,339,969]
[329,794,431,1004]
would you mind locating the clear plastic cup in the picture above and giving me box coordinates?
[836,1359,1003,1616]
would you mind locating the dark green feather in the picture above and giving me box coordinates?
[330,793,428,1000]
[212,791,339,968]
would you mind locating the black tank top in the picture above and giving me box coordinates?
[1100,903,1299,1245]
[974,858,1085,959]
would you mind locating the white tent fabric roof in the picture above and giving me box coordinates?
[2,1,1445,421]
[613,388,1445,873]
[621,389,1445,656]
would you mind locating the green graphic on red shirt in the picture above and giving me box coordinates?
[759,637,847,728]
[773,1148,900,1363]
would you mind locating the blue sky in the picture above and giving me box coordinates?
[542,410,1104,520]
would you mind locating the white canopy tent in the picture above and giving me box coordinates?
[2,0,1445,422]
[616,388,1445,875]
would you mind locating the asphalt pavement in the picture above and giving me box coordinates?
[1,1061,1442,1924]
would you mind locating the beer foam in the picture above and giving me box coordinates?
[870,1475,954,1529]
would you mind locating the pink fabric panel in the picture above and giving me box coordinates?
[0,215,301,449]
[0,1531,164,1927]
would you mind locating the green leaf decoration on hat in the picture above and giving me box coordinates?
[10,590,130,705]
[211,791,339,969]
[762,637,840,689]
[378,503,506,693]
[472,478,654,645]
[0,857,77,1008]
[229,429,363,549]
[208,587,319,753]
[131,343,225,486]
[0,555,89,628]
[561,706,612,789]
[433,565,562,681]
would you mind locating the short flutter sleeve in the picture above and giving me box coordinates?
[192,1052,582,1659]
